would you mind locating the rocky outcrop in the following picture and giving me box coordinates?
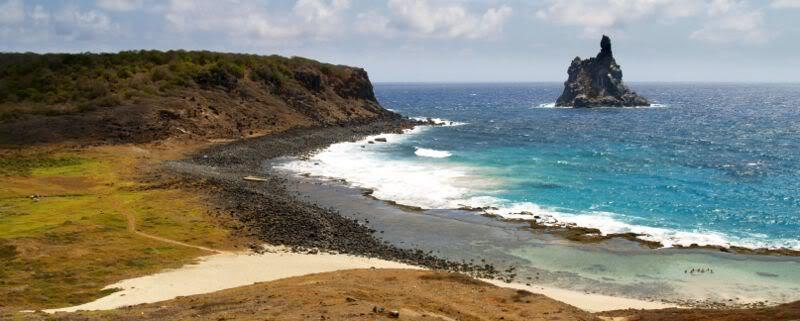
[0,52,399,145]
[555,35,649,107]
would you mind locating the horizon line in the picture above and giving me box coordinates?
[372,81,800,85]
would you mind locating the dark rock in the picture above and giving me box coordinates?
[555,35,649,108]
[158,110,181,120]
[374,137,387,142]
[293,69,323,92]
[389,310,400,318]
[333,68,379,102]
[166,120,506,283]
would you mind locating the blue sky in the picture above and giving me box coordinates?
[1,0,799,82]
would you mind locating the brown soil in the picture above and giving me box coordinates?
[22,269,600,321]
[598,301,800,321]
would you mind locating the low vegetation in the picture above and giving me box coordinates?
[0,50,352,121]
[0,145,245,311]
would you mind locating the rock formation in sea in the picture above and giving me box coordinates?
[555,35,650,107]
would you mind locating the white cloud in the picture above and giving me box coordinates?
[293,0,351,38]
[536,0,769,45]
[355,10,397,37]
[96,0,144,12]
[294,0,350,24]
[535,0,702,36]
[53,7,115,41]
[165,0,300,40]
[0,2,117,46]
[163,0,351,43]
[357,0,513,39]
[0,0,25,25]
[30,5,49,24]
[771,0,800,8]
[691,0,767,44]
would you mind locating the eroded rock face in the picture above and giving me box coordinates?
[555,35,649,107]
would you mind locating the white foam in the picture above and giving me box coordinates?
[410,117,468,126]
[414,147,452,158]
[276,125,494,209]
[532,102,668,109]
[275,123,798,252]
[534,102,558,108]
[448,197,800,250]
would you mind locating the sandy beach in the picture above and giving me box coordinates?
[45,247,674,314]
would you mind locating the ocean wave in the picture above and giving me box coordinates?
[275,126,492,210]
[533,102,558,108]
[414,147,452,158]
[275,123,798,252]
[410,117,468,126]
[447,196,800,251]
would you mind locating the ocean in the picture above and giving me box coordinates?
[272,82,800,304]
[279,82,800,251]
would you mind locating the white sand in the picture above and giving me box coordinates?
[45,248,675,313]
[485,280,674,312]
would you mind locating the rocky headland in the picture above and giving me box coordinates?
[556,35,650,107]
[0,51,399,145]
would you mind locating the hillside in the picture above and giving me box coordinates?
[0,51,403,310]
[18,269,600,321]
[0,51,397,145]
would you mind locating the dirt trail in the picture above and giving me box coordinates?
[114,199,227,254]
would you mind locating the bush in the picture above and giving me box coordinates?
[194,63,240,90]
[77,79,109,100]
[0,50,356,115]
[92,94,123,107]
[150,65,170,82]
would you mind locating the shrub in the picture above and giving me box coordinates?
[194,63,239,90]
[150,65,170,82]
[0,50,354,115]
[77,79,109,100]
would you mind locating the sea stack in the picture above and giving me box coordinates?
[555,35,649,107]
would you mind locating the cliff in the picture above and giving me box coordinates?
[0,51,399,145]
[555,35,649,107]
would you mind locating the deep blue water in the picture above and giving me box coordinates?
[368,83,800,249]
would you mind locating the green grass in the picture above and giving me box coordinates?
[29,158,104,177]
[0,155,85,176]
[0,195,125,238]
[0,146,240,310]
[0,50,357,120]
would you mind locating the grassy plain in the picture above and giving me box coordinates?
[0,144,244,311]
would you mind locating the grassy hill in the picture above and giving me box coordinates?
[0,51,397,310]
[0,50,395,144]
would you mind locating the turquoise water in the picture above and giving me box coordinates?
[282,83,800,251]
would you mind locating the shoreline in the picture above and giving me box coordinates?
[20,117,799,316]
[275,120,800,257]
[44,246,674,314]
[278,167,800,308]
[165,118,511,278]
[163,118,799,308]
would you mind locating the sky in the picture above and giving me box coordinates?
[1,0,799,82]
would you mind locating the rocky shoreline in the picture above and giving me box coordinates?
[161,116,799,312]
[165,117,515,281]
